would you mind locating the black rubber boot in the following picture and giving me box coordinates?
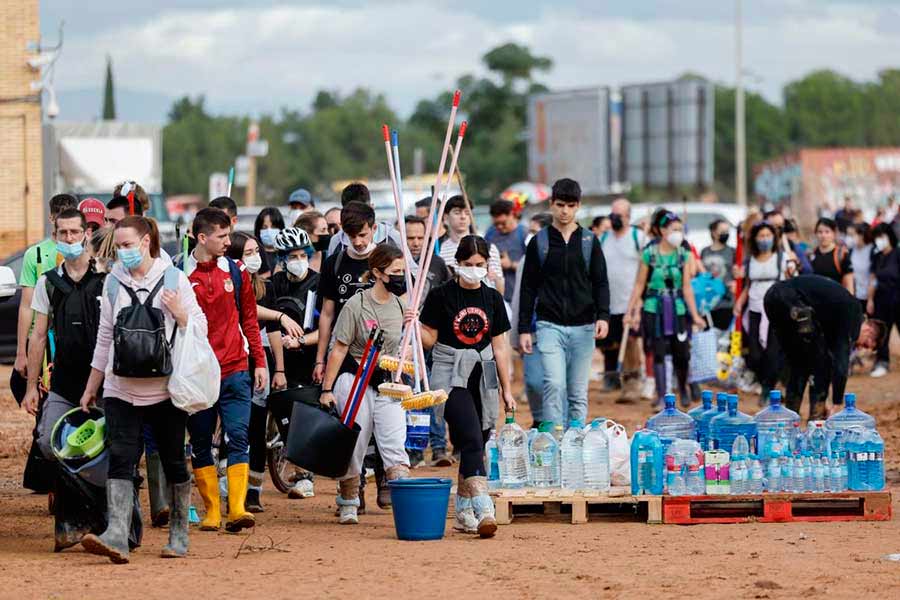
[146,452,171,527]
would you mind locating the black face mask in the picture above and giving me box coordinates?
[717,232,730,245]
[313,234,331,252]
[385,274,407,296]
[610,214,624,231]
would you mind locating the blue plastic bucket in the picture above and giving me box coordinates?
[387,478,452,541]
[404,409,430,451]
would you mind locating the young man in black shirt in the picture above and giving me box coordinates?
[518,178,610,426]
[764,275,881,420]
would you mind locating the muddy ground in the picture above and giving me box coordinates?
[1,360,899,600]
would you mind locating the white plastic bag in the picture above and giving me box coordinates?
[168,316,221,414]
[605,421,631,487]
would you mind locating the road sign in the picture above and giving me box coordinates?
[209,172,228,200]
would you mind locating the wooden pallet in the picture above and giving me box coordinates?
[491,487,662,525]
[662,491,893,525]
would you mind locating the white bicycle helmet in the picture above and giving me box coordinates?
[274,227,312,254]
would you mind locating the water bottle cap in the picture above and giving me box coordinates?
[569,419,583,428]
[701,389,713,403]
[590,420,602,430]
[505,415,514,424]
[844,392,856,407]
[538,421,553,433]
[769,389,782,403]
[727,395,738,411]
[664,393,676,408]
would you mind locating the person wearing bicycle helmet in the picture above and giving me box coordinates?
[260,227,321,500]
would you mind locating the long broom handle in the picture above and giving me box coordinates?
[395,122,467,379]
[347,334,384,427]
[340,327,376,422]
[344,333,380,427]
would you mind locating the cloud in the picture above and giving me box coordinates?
[45,0,900,119]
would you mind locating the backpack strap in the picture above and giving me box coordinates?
[536,227,549,268]
[600,231,609,245]
[580,230,593,271]
[631,226,640,253]
[106,274,120,308]
[333,249,345,281]
[225,257,243,316]
[143,277,167,306]
[832,245,847,275]
[45,269,73,301]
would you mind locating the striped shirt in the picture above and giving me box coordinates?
[439,236,503,289]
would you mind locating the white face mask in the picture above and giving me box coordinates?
[286,258,309,279]
[665,231,684,248]
[457,265,487,284]
[288,209,303,225]
[875,236,890,252]
[525,233,535,247]
[243,253,262,274]
[844,236,856,249]
[347,241,376,259]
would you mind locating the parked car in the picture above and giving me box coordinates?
[0,250,25,363]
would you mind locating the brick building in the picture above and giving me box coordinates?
[0,0,44,257]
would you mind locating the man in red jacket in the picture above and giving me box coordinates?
[185,207,267,533]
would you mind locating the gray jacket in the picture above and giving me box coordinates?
[429,342,499,430]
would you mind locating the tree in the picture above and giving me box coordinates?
[863,69,900,146]
[784,70,867,147]
[102,55,116,120]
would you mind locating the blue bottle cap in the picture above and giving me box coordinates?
[664,393,676,408]
[569,419,584,429]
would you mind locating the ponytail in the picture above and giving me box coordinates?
[116,215,160,258]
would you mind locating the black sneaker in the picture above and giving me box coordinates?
[407,449,424,468]
[430,448,453,467]
[246,488,264,514]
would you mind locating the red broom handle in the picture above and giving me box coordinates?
[340,327,376,422]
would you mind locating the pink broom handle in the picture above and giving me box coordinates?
[395,121,468,379]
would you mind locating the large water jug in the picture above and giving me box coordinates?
[825,393,876,434]
[560,419,586,490]
[846,428,868,491]
[485,430,501,489]
[665,439,702,496]
[530,422,560,488]
[498,414,528,488]
[688,389,713,423]
[754,390,800,452]
[582,420,610,492]
[698,392,727,450]
[647,393,696,452]
[867,429,885,491]
[630,429,664,495]
[710,394,757,453]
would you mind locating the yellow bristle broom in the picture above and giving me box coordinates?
[378,355,416,376]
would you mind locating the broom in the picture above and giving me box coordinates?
[340,327,377,424]
[346,331,386,427]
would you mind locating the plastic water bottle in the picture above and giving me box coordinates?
[667,455,686,496]
[765,457,781,493]
[552,423,565,443]
[582,420,610,492]
[405,409,430,451]
[686,453,705,495]
[665,439,702,496]
[868,430,885,491]
[647,394,696,452]
[847,428,868,491]
[630,429,664,495]
[697,392,727,450]
[530,422,560,488]
[688,389,714,427]
[812,456,826,492]
[498,414,528,488]
[710,394,757,453]
[525,427,538,482]
[780,450,793,493]
[792,454,808,493]
[485,431,501,489]
[754,390,801,451]
[748,458,764,494]
[560,419,585,490]
[807,421,828,458]
[730,458,746,495]
[802,453,814,492]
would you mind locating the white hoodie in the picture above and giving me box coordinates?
[91,257,206,406]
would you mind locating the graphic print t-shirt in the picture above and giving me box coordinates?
[420,280,510,352]
[318,251,371,320]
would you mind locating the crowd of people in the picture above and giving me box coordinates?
[10,176,889,562]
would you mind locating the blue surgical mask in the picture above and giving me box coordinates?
[260,228,280,247]
[57,240,84,260]
[117,247,144,269]
[757,239,774,252]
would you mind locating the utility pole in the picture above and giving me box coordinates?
[246,121,259,207]
[735,0,747,206]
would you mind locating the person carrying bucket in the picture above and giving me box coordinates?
[418,235,516,537]
[319,244,412,524]
[79,216,205,563]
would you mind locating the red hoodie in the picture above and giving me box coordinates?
[188,256,265,379]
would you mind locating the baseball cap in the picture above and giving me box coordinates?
[288,188,312,207]
[78,197,106,227]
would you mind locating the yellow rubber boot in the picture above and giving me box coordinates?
[225,463,255,533]
[193,466,221,531]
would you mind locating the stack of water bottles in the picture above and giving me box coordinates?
[827,393,884,491]
[489,415,613,492]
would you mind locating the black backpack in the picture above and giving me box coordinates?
[45,267,105,362]
[271,271,319,332]
[108,271,178,378]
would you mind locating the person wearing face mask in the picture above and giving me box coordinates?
[254,206,287,278]
[79,216,205,563]
[296,210,332,273]
[21,209,109,552]
[598,198,646,399]
[287,188,313,228]
[326,183,403,255]
[846,222,872,311]
[183,208,268,534]
[732,221,794,401]
[625,210,705,408]
[484,199,528,304]
[319,244,412,525]
[440,195,504,296]
[419,236,515,537]
[701,219,736,331]
[867,223,900,378]
[810,217,854,293]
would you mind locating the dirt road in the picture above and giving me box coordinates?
[1,364,898,599]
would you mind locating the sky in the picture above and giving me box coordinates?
[39,0,900,122]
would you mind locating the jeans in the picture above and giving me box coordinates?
[536,321,595,426]
[187,370,252,469]
[523,349,544,424]
[428,406,447,450]
[104,397,189,484]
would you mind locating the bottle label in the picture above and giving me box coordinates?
[406,413,430,427]
[869,452,877,461]
[638,450,651,463]
[857,452,868,462]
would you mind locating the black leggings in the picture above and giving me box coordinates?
[248,402,268,481]
[443,366,490,479]
[747,311,781,392]
[642,313,690,401]
[105,398,189,484]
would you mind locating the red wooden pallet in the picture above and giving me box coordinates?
[662,491,892,524]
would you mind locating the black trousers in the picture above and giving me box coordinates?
[443,365,490,479]
[747,311,781,392]
[105,398,189,484]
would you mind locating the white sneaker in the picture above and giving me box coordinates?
[288,478,315,499]
[641,378,656,400]
[453,506,478,533]
[338,504,358,524]
[870,364,888,378]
